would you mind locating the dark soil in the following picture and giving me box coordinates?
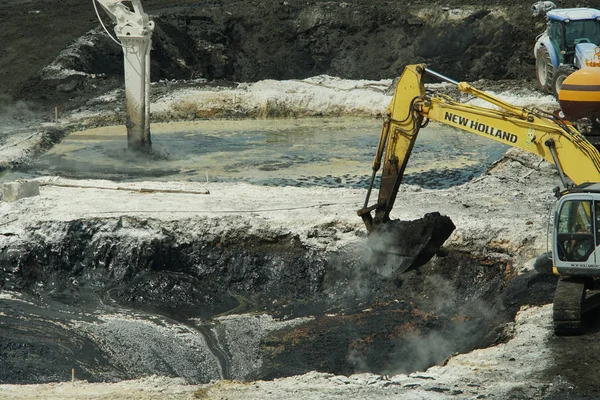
[0,217,553,384]
[260,250,557,380]
[0,217,327,383]
[3,0,600,114]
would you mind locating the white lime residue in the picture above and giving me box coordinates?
[466,90,558,111]
[67,75,555,123]
[210,314,314,379]
[150,75,393,118]
[72,313,222,382]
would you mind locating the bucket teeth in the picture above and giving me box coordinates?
[368,212,455,276]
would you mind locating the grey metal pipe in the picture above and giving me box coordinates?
[424,68,460,86]
[546,139,568,188]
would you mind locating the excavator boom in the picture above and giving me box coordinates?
[360,64,600,334]
[359,64,600,233]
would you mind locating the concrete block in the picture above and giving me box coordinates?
[2,180,40,202]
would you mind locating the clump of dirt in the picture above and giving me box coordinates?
[367,212,456,275]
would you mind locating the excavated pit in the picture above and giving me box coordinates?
[0,111,560,385]
[0,0,571,390]
[0,215,557,384]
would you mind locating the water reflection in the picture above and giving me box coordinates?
[3,118,508,189]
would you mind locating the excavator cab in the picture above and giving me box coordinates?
[552,187,600,274]
[551,189,600,334]
[553,193,599,271]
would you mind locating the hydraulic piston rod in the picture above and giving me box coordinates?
[94,0,154,152]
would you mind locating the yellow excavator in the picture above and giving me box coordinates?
[358,64,600,335]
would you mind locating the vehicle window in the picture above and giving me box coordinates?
[548,20,563,43]
[556,200,594,262]
[565,20,600,46]
[548,20,564,60]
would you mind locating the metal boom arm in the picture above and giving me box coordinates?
[94,0,155,152]
[358,64,600,231]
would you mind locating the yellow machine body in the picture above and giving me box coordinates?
[559,67,600,121]
[358,64,600,335]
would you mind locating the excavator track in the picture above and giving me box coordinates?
[553,277,587,335]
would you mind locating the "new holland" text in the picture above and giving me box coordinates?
[444,112,518,143]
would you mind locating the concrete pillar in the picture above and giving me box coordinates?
[2,181,40,202]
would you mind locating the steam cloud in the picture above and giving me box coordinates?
[332,238,506,377]
[0,94,34,120]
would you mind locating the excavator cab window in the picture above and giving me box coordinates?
[556,200,595,262]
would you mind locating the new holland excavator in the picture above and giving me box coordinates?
[358,64,600,336]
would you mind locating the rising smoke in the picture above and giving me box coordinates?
[0,94,36,138]
[330,236,509,376]
[0,94,34,118]
[383,274,504,375]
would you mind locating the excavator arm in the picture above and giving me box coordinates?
[94,0,154,152]
[358,65,427,232]
[360,64,600,334]
[358,64,600,233]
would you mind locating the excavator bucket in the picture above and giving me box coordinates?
[358,64,455,276]
[367,213,455,276]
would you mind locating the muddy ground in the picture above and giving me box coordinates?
[0,156,593,399]
[3,0,600,398]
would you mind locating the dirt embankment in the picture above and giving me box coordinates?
[3,0,598,112]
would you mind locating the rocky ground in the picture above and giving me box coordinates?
[2,0,600,399]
